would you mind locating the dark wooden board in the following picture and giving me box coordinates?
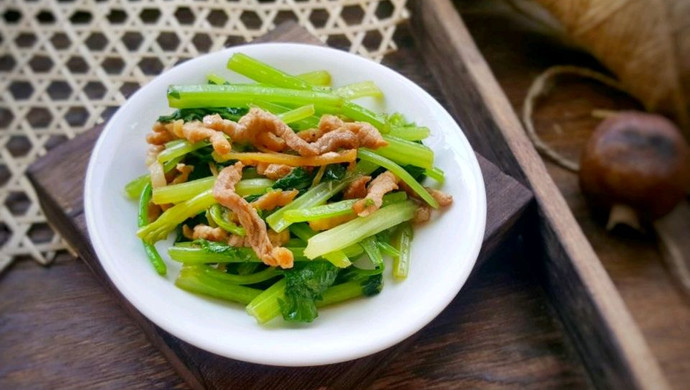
[408,1,672,389]
[20,21,599,390]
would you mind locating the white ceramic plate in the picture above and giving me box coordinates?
[84,43,486,366]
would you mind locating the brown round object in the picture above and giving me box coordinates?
[579,111,690,221]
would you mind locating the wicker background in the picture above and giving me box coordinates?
[0,0,409,272]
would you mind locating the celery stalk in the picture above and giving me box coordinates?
[360,236,383,269]
[304,201,417,259]
[289,223,351,268]
[225,53,384,131]
[207,73,227,85]
[388,126,430,141]
[251,101,320,130]
[341,102,386,131]
[158,140,209,164]
[283,199,358,223]
[392,222,413,280]
[278,104,315,124]
[317,282,365,306]
[124,157,183,200]
[425,166,445,184]
[175,267,262,305]
[208,204,245,236]
[150,177,272,205]
[334,81,383,100]
[266,162,377,232]
[168,84,343,110]
[137,189,216,243]
[227,53,321,92]
[235,178,274,196]
[358,149,439,208]
[183,265,282,285]
[283,192,406,223]
[378,135,434,170]
[138,183,167,275]
[266,180,352,232]
[126,174,150,200]
[297,70,332,86]
[152,177,215,204]
[168,244,261,264]
[245,278,286,324]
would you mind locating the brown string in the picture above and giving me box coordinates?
[521,65,627,172]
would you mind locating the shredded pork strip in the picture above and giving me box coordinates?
[353,171,400,217]
[343,176,371,199]
[147,120,231,155]
[191,224,229,242]
[213,162,293,268]
[147,122,178,145]
[252,189,298,211]
[427,187,454,207]
[205,109,387,156]
[256,163,293,180]
[414,205,431,224]
[171,163,194,185]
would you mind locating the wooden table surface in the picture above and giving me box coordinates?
[455,0,690,386]
[2,1,687,388]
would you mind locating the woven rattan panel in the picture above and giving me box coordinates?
[0,0,408,271]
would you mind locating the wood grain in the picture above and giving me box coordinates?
[409,0,670,388]
[8,22,599,390]
[454,1,690,387]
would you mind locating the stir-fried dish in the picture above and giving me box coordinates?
[124,53,453,324]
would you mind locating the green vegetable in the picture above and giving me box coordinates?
[283,192,407,223]
[246,279,286,324]
[388,126,430,141]
[360,236,383,269]
[152,177,215,205]
[138,183,167,275]
[358,149,438,208]
[206,73,228,85]
[126,174,150,200]
[235,178,275,196]
[168,240,261,264]
[157,107,247,123]
[378,135,434,170]
[225,53,386,130]
[278,104,315,124]
[227,53,324,92]
[137,190,216,243]
[297,70,331,86]
[278,261,339,323]
[289,223,351,268]
[175,266,262,305]
[334,81,383,100]
[304,201,417,259]
[284,199,358,223]
[266,179,352,232]
[157,140,209,164]
[167,84,343,110]
[267,162,378,232]
[392,222,413,280]
[271,167,314,192]
[425,166,445,184]
[183,264,282,285]
[208,204,245,236]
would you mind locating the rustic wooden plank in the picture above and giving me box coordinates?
[409,0,670,388]
[0,253,189,390]
[19,23,552,389]
[25,127,533,390]
[454,2,690,385]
